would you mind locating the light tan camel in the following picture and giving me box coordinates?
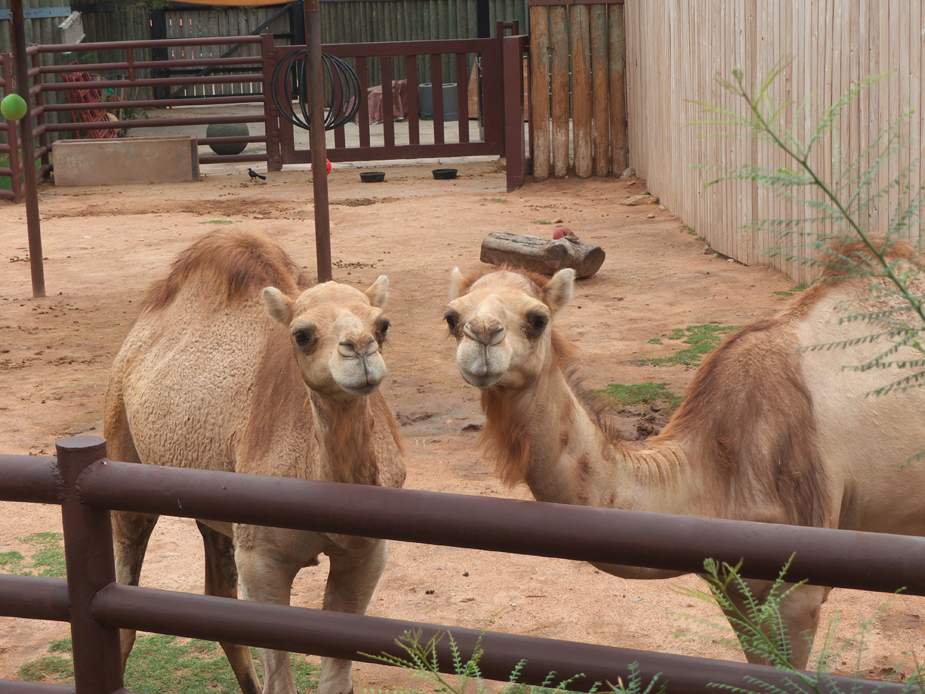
[444,241,925,669]
[104,229,405,694]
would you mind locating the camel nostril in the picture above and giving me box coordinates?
[463,321,506,346]
[337,341,357,357]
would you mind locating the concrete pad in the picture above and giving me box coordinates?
[52,136,199,187]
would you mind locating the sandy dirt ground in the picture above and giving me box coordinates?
[1,159,922,689]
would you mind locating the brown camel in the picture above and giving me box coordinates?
[104,230,405,694]
[444,241,925,669]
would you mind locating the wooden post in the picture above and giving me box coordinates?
[591,4,610,177]
[530,5,551,181]
[549,5,569,178]
[609,3,627,174]
[10,0,45,298]
[304,0,332,283]
[570,4,592,178]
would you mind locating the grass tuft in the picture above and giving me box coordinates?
[598,382,682,413]
[19,634,319,693]
[643,324,738,367]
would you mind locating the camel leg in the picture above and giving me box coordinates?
[721,578,829,669]
[235,531,303,694]
[317,540,389,694]
[112,511,159,672]
[197,521,261,694]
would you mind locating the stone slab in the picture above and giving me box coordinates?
[52,136,199,187]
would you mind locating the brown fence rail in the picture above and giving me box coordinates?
[1,436,923,694]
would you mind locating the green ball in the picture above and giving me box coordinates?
[206,122,249,156]
[1,93,27,121]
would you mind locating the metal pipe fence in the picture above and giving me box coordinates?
[1,435,922,694]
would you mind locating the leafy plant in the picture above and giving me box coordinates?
[19,634,319,693]
[677,559,925,694]
[641,324,738,367]
[364,626,610,694]
[694,63,925,415]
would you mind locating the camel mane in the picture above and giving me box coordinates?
[141,229,311,312]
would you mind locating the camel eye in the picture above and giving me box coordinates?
[527,314,548,337]
[293,329,311,346]
[378,320,390,340]
[445,313,458,331]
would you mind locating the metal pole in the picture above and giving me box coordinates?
[56,436,124,694]
[304,0,332,283]
[10,0,45,298]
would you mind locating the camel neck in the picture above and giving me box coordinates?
[489,364,697,513]
[309,393,379,486]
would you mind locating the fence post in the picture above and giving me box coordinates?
[56,435,124,694]
[2,53,24,204]
[261,33,282,172]
[502,35,526,192]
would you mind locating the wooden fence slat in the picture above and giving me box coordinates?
[570,4,592,178]
[549,5,569,178]
[590,3,608,177]
[530,5,551,181]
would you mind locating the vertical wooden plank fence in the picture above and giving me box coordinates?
[625,0,925,283]
[529,0,627,181]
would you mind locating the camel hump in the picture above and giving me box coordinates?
[141,230,308,312]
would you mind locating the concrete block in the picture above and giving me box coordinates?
[52,136,199,187]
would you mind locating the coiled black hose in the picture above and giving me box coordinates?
[271,49,361,131]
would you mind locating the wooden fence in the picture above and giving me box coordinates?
[625,0,925,283]
[529,0,627,180]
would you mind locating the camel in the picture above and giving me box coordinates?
[104,229,405,694]
[444,240,925,669]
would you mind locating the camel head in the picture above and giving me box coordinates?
[445,267,574,388]
[263,277,391,399]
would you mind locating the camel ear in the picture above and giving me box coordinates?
[544,269,575,316]
[262,287,293,325]
[449,267,465,300]
[366,275,389,309]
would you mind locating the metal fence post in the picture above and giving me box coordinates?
[56,436,124,694]
[261,33,282,172]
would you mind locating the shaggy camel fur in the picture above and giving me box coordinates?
[445,241,925,668]
[104,230,405,694]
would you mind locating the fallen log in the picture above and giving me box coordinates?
[480,231,605,279]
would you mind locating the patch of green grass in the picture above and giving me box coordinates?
[19,634,319,693]
[647,338,663,345]
[200,220,235,225]
[0,550,25,573]
[530,220,552,225]
[643,324,739,368]
[22,532,66,577]
[489,197,507,203]
[0,532,65,577]
[598,382,682,413]
[773,283,806,297]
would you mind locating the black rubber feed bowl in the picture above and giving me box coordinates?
[432,168,458,180]
[360,171,386,183]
